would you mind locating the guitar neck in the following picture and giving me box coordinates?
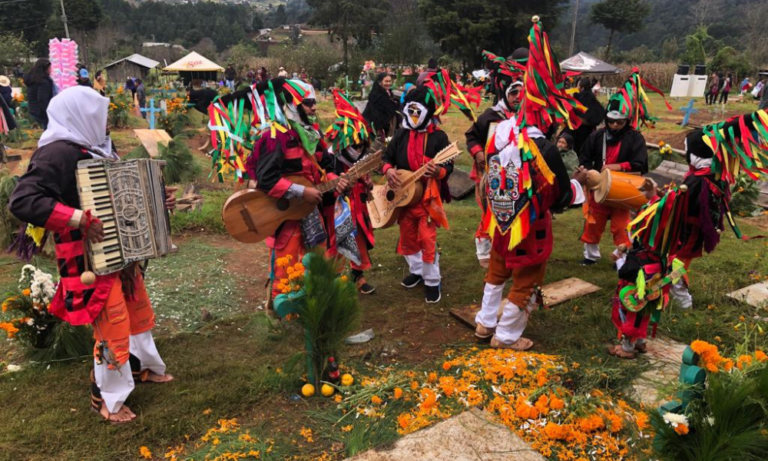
[316,151,383,194]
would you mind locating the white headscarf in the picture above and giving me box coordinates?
[38,86,117,159]
[494,117,544,168]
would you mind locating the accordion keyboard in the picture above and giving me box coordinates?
[76,163,124,274]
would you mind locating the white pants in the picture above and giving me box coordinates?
[475,237,491,263]
[93,330,166,413]
[584,243,601,261]
[404,251,440,286]
[495,294,538,344]
[670,280,693,309]
[475,282,505,329]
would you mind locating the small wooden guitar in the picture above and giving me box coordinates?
[223,150,383,244]
[619,265,687,312]
[367,142,462,229]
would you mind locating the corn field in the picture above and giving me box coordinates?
[602,62,678,92]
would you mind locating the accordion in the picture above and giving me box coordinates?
[76,159,173,275]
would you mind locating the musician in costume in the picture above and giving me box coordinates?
[609,110,768,358]
[243,79,348,300]
[9,87,175,424]
[325,89,377,294]
[383,85,451,303]
[474,17,586,350]
[464,49,526,267]
[578,72,654,266]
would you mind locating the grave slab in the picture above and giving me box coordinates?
[631,337,687,407]
[133,129,172,158]
[346,408,545,461]
[450,278,600,329]
[728,281,768,309]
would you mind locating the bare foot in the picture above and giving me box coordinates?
[144,371,174,383]
[97,402,134,424]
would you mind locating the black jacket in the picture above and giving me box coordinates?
[363,83,398,133]
[534,137,575,213]
[24,74,55,119]
[0,86,12,107]
[188,88,219,115]
[578,128,648,174]
[383,127,452,176]
[465,106,506,155]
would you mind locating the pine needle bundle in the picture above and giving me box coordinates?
[0,170,19,248]
[123,137,200,184]
[295,252,361,386]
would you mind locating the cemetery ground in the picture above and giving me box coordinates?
[0,95,767,461]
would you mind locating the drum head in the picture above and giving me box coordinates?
[593,169,612,203]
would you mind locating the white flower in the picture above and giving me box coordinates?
[662,412,689,428]
[6,364,22,372]
[26,318,34,326]
[706,416,715,426]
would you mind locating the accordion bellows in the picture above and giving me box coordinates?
[76,159,173,275]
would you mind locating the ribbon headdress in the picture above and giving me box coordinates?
[421,68,482,122]
[325,88,371,151]
[607,67,672,130]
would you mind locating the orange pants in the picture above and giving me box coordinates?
[485,249,547,307]
[581,200,631,247]
[397,203,438,264]
[92,275,155,368]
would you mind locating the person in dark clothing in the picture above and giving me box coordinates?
[186,87,219,115]
[417,58,439,86]
[0,75,13,108]
[578,97,648,266]
[225,64,236,91]
[564,77,606,154]
[24,59,55,129]
[125,78,136,105]
[718,74,732,104]
[362,72,399,142]
[136,79,147,117]
[12,63,24,79]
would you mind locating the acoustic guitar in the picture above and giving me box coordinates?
[619,265,687,312]
[367,142,462,229]
[223,151,383,244]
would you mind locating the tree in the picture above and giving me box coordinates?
[305,0,388,71]
[0,0,52,48]
[0,34,34,69]
[417,0,565,69]
[274,5,288,26]
[374,0,434,65]
[590,0,650,61]
[710,46,754,78]
[660,38,679,62]
[66,0,104,32]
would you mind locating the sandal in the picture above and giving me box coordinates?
[137,369,175,384]
[607,344,637,359]
[635,343,648,354]
[91,401,135,424]
[490,336,534,351]
[475,324,495,340]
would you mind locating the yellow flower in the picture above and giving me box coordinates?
[341,425,353,432]
[139,446,152,459]
[203,408,212,415]
[300,426,314,443]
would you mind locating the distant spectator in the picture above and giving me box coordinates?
[753,79,765,100]
[556,132,579,176]
[12,63,24,79]
[706,72,719,105]
[718,74,732,104]
[136,79,146,118]
[760,80,768,110]
[416,58,438,85]
[363,72,398,142]
[259,66,269,82]
[24,58,55,129]
[78,68,92,87]
[740,77,750,94]
[0,75,12,108]
[277,66,288,78]
[224,64,236,91]
[299,68,308,81]
[93,70,106,96]
[125,77,137,104]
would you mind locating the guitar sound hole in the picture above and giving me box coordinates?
[276,198,289,211]
[386,190,396,201]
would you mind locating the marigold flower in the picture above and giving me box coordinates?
[420,388,437,409]
[756,351,767,362]
[674,423,689,435]
[442,361,451,371]
[371,395,383,405]
[393,387,403,399]
[341,425,352,432]
[139,446,152,459]
[428,372,437,383]
[398,413,411,429]
[22,288,31,296]
[737,355,753,370]
[636,412,650,431]
[549,395,565,411]
[410,381,419,391]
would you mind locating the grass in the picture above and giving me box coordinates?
[0,86,766,461]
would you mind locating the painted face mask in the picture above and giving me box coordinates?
[403,101,428,130]
[486,155,529,233]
